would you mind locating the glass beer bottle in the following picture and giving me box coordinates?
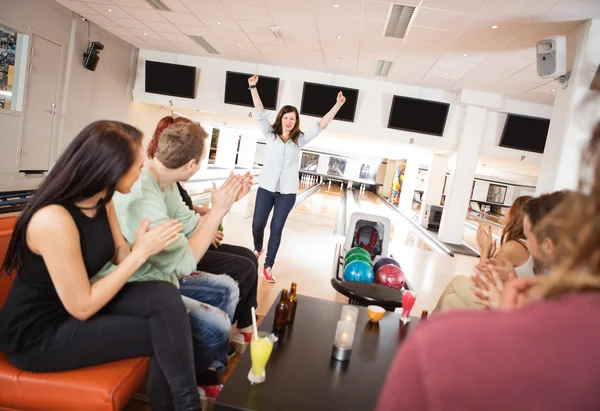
[287,283,298,324]
[273,290,290,332]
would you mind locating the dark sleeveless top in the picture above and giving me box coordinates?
[177,182,194,211]
[0,204,115,353]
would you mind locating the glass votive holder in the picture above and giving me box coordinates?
[340,305,359,323]
[331,320,356,361]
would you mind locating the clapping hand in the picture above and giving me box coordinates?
[248,75,259,87]
[472,258,516,310]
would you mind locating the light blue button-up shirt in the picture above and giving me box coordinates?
[256,111,322,195]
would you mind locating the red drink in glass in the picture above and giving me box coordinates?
[401,290,416,322]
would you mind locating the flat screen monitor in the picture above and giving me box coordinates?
[487,184,507,204]
[224,71,279,110]
[145,60,197,99]
[499,114,550,154]
[300,82,359,122]
[387,95,449,136]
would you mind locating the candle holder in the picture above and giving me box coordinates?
[340,305,359,323]
[331,320,355,362]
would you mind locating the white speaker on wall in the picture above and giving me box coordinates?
[536,35,567,79]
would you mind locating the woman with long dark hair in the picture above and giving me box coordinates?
[248,74,346,282]
[0,121,202,410]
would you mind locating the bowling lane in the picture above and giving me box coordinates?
[352,190,433,253]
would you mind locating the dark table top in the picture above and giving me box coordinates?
[214,294,420,411]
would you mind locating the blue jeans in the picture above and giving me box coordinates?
[252,187,296,268]
[178,272,240,375]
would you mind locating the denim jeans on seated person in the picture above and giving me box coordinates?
[179,271,240,374]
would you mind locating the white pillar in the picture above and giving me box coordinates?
[419,154,449,225]
[536,19,600,195]
[438,106,487,244]
[399,157,420,215]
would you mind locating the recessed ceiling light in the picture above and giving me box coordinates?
[238,44,243,47]
[337,36,342,39]
[551,89,556,92]
[217,21,222,25]
[463,53,468,57]
[491,25,498,29]
[107,8,113,12]
[337,57,344,60]
[443,72,449,76]
[333,4,339,7]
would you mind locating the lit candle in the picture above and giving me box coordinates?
[334,320,355,350]
[340,305,359,323]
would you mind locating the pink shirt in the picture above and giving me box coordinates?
[377,293,600,411]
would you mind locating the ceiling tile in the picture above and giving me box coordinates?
[246,32,284,45]
[237,20,276,35]
[479,52,534,70]
[109,0,152,8]
[321,42,358,55]
[395,52,439,67]
[363,1,391,21]
[319,30,359,45]
[222,0,265,5]
[359,51,399,62]
[538,0,600,21]
[421,0,486,13]
[159,32,195,43]
[518,21,581,41]
[477,0,559,20]
[198,17,243,31]
[158,12,203,25]
[87,3,133,18]
[489,79,541,95]
[450,32,511,54]
[121,8,169,22]
[158,0,190,13]
[255,44,290,56]
[284,37,322,51]
[401,41,445,56]
[110,17,149,29]
[81,14,120,26]
[102,26,136,37]
[441,51,491,63]
[214,30,251,42]
[361,19,386,37]
[281,26,320,40]
[519,91,555,104]
[405,26,458,46]
[316,17,362,33]
[313,3,362,20]
[226,5,274,22]
[172,42,210,55]
[55,0,98,14]
[413,8,472,31]
[128,28,163,39]
[182,0,230,16]
[426,67,467,80]
[264,0,311,10]
[79,0,114,5]
[149,21,182,33]
[419,75,457,89]
[269,7,314,25]
[177,25,211,36]
[532,82,560,93]
[431,57,480,71]
[508,68,550,83]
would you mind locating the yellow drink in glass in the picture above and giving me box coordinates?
[248,332,275,384]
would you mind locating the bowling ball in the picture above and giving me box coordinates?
[375,265,406,290]
[373,257,401,274]
[345,247,371,261]
[344,252,372,268]
[343,260,375,283]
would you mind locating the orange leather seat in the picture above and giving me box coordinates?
[0,216,149,411]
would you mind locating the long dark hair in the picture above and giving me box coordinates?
[1,120,143,275]
[500,195,532,245]
[272,105,302,145]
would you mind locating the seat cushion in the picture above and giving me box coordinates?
[0,353,149,411]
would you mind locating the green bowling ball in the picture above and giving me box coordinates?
[345,247,371,261]
[344,252,372,268]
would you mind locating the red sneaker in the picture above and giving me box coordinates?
[262,267,276,283]
[199,384,222,400]
[254,249,263,259]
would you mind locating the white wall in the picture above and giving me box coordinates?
[0,0,163,191]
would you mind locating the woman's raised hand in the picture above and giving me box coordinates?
[248,74,259,87]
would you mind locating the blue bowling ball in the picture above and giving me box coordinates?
[343,260,375,283]
[373,257,401,274]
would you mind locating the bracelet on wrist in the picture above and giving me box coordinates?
[248,85,256,89]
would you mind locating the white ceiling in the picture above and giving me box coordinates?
[54,0,600,105]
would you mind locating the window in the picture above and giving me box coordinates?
[0,24,28,111]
